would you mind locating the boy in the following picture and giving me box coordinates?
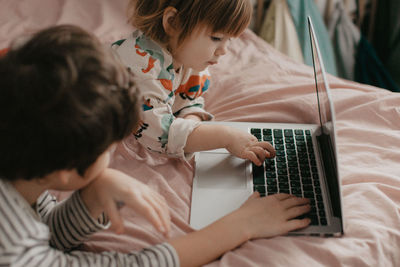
[0,25,311,267]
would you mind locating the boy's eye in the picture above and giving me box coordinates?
[211,36,222,42]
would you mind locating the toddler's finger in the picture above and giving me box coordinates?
[250,146,268,162]
[257,141,276,157]
[244,151,262,166]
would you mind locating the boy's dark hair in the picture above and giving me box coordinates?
[0,25,139,181]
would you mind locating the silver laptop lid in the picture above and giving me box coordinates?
[308,16,343,234]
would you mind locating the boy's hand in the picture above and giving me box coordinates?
[225,128,275,165]
[80,168,171,236]
[235,192,311,239]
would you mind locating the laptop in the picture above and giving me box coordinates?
[189,17,344,237]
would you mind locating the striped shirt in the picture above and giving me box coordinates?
[0,180,179,267]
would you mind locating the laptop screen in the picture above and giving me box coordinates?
[308,18,333,135]
[308,17,342,223]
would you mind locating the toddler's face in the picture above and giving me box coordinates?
[170,26,232,71]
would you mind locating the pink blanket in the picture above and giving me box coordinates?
[3,1,400,266]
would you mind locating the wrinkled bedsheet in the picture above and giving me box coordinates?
[2,1,400,266]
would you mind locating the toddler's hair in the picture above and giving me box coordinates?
[0,25,139,181]
[128,0,252,46]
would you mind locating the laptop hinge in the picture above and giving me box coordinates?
[316,133,341,219]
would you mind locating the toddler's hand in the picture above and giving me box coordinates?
[225,127,275,165]
[236,192,311,239]
[80,168,171,236]
[184,114,202,122]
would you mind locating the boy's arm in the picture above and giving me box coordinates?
[38,190,109,251]
[39,169,171,250]
[10,240,178,266]
[169,193,311,267]
[1,182,179,267]
[79,168,171,236]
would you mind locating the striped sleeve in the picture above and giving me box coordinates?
[38,191,109,251]
[6,242,179,267]
[0,181,180,266]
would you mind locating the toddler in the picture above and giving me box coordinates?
[113,0,276,165]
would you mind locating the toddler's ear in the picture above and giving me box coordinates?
[162,6,179,36]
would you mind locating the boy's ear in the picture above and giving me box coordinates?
[162,6,179,36]
[57,170,73,186]
[35,169,74,187]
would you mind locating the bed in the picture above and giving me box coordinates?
[2,0,400,266]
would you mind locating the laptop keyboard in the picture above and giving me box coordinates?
[251,128,327,226]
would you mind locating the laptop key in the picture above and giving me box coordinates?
[263,135,273,142]
[277,162,287,169]
[252,164,264,178]
[288,161,299,167]
[303,191,314,199]
[286,143,295,149]
[267,186,278,193]
[277,169,287,175]
[280,189,290,194]
[275,156,286,162]
[275,144,284,150]
[276,150,285,156]
[286,149,296,155]
[284,129,293,137]
[253,175,265,185]
[278,174,288,180]
[285,136,294,143]
[263,128,272,135]
[294,129,304,135]
[291,188,302,195]
[273,129,283,138]
[254,185,266,194]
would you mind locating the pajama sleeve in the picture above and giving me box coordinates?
[112,32,213,160]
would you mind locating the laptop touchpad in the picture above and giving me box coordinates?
[196,152,247,189]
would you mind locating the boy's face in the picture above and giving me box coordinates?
[51,145,115,191]
[170,26,232,71]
